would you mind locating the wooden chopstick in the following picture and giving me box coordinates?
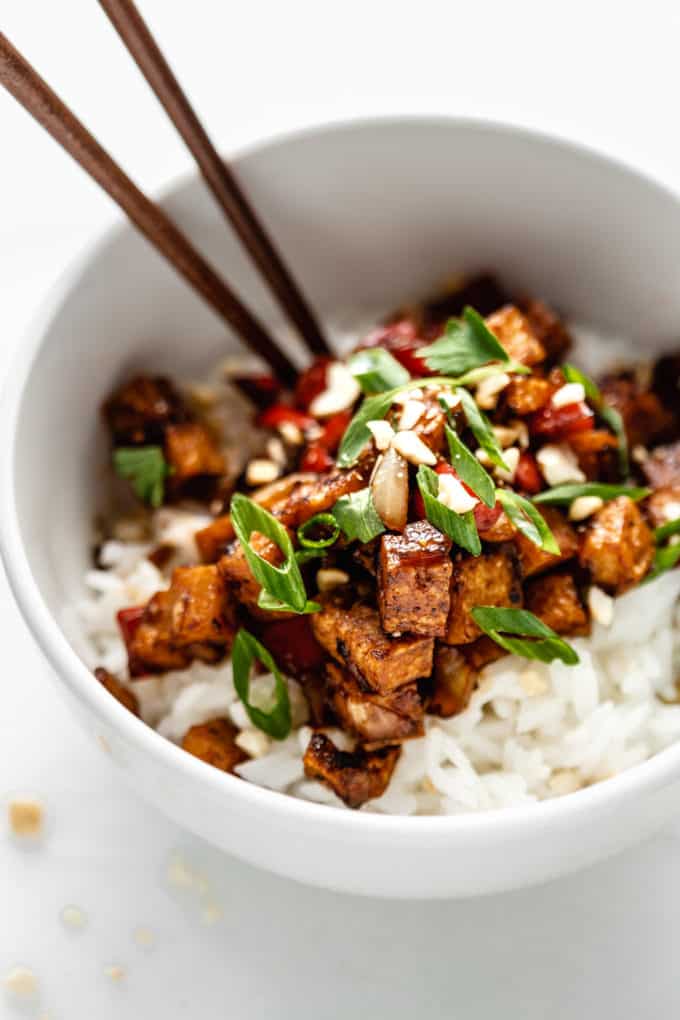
[0,32,298,385]
[98,0,331,359]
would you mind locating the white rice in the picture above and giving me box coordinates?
[67,318,680,814]
[69,523,680,816]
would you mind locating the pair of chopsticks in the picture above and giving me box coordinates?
[0,1,330,386]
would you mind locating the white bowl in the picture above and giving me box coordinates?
[3,117,680,899]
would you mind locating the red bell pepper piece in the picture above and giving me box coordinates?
[299,445,335,472]
[514,451,543,494]
[294,358,332,410]
[260,616,326,676]
[360,318,429,377]
[530,401,595,439]
[256,404,315,431]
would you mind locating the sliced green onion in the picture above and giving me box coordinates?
[230,493,319,615]
[645,543,680,583]
[231,628,291,739]
[297,513,341,549]
[654,516,680,544]
[348,348,411,393]
[533,482,650,506]
[471,606,579,665]
[332,488,385,544]
[445,424,495,508]
[455,387,509,471]
[420,306,509,376]
[416,465,481,555]
[496,489,560,555]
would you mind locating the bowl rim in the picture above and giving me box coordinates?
[3,112,680,841]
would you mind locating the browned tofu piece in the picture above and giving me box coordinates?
[413,393,447,454]
[326,662,424,743]
[477,510,516,543]
[165,423,225,481]
[505,375,553,415]
[103,375,188,445]
[378,521,452,637]
[579,496,654,594]
[303,732,400,808]
[94,667,140,716]
[642,441,680,489]
[519,298,573,361]
[461,635,508,671]
[485,305,546,367]
[218,532,293,620]
[599,375,675,449]
[277,466,370,528]
[644,486,680,528]
[311,603,434,694]
[444,547,522,644]
[515,506,579,578]
[196,515,235,562]
[181,718,247,773]
[525,573,590,636]
[129,565,234,673]
[429,645,476,718]
[568,430,620,481]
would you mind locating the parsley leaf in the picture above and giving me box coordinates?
[421,307,509,376]
[332,488,385,543]
[113,446,170,508]
[348,348,411,393]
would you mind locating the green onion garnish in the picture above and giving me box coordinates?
[533,482,650,506]
[348,348,411,393]
[416,465,481,555]
[231,628,292,739]
[332,488,385,544]
[496,490,560,554]
[471,606,579,665]
[297,513,341,550]
[455,387,509,471]
[445,424,496,508]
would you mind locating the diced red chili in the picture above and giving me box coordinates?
[294,358,332,410]
[117,605,145,647]
[514,451,543,494]
[530,401,595,439]
[359,318,429,377]
[232,374,281,409]
[256,404,315,431]
[260,616,326,676]
[299,445,335,472]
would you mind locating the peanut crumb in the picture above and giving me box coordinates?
[104,965,125,982]
[133,926,155,948]
[8,796,44,838]
[2,966,38,999]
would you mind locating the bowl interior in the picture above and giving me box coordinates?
[11,117,680,677]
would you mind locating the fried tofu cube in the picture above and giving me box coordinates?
[642,441,680,490]
[103,375,187,445]
[165,423,225,481]
[525,573,590,636]
[579,496,654,594]
[505,375,553,415]
[485,305,546,367]
[94,667,140,716]
[515,506,579,578]
[519,298,573,361]
[303,732,400,808]
[128,565,233,673]
[444,547,522,644]
[311,603,434,694]
[378,521,452,637]
[326,662,424,744]
[429,645,477,718]
[413,393,447,454]
[599,375,675,450]
[196,514,235,562]
[182,718,247,773]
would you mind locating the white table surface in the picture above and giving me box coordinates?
[3,2,680,1017]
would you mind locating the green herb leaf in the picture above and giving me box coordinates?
[297,513,341,549]
[455,387,509,471]
[562,363,629,477]
[445,425,496,508]
[348,348,411,393]
[230,493,318,614]
[332,488,385,544]
[471,606,579,665]
[654,516,680,544]
[416,465,481,555]
[496,489,560,555]
[231,628,292,739]
[421,306,509,376]
[533,482,650,505]
[113,446,170,508]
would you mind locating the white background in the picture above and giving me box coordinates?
[3,2,680,1017]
